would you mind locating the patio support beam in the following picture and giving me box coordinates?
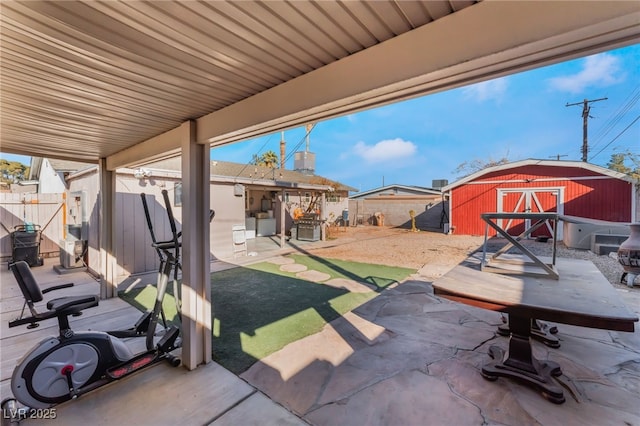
[106,126,183,171]
[180,120,212,369]
[99,158,117,299]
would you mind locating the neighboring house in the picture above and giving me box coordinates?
[29,158,93,193]
[349,185,446,230]
[65,157,356,276]
[8,182,38,193]
[442,159,637,238]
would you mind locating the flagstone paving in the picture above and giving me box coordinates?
[323,278,375,293]
[279,263,308,273]
[241,260,640,426]
[295,270,331,282]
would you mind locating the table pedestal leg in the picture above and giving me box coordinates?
[498,317,560,348]
[482,315,565,404]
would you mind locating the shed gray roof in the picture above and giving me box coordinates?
[350,184,441,199]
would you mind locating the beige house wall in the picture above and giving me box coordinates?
[67,168,349,276]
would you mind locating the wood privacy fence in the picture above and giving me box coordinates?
[0,193,65,259]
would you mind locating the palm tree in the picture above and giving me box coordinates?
[251,150,279,168]
[262,150,279,168]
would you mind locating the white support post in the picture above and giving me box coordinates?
[99,158,117,299]
[180,120,212,370]
[321,192,326,242]
[280,189,286,248]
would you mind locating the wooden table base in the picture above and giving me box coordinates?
[498,318,560,348]
[482,315,565,404]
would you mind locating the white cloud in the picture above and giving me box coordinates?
[462,77,508,102]
[547,53,623,93]
[352,138,417,164]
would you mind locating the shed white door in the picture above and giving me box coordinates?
[497,188,564,239]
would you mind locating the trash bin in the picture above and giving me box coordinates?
[10,224,43,267]
[341,209,349,227]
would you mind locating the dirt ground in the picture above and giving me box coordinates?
[308,226,485,270]
[306,225,629,288]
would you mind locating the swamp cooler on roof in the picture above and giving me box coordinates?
[294,151,315,175]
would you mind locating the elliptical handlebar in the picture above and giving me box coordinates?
[142,190,215,257]
[153,240,182,250]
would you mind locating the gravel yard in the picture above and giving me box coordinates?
[308,225,631,288]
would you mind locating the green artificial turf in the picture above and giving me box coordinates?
[119,256,414,374]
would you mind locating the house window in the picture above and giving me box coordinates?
[326,194,341,203]
[304,192,310,202]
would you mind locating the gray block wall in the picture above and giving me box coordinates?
[348,198,448,230]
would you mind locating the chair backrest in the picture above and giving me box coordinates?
[232,225,247,257]
[10,261,44,304]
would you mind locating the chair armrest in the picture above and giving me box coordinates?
[42,283,74,294]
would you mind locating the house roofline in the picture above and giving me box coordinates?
[350,184,441,199]
[442,159,634,192]
[66,165,340,192]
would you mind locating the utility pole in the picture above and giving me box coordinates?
[279,131,285,170]
[548,154,568,161]
[565,97,607,162]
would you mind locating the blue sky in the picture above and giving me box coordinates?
[2,45,638,193]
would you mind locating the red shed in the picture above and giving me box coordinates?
[442,159,636,238]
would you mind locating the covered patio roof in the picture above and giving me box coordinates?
[1,1,639,370]
[1,1,637,168]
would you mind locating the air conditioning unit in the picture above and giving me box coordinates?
[432,179,449,189]
[60,240,85,269]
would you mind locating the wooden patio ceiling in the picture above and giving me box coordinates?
[1,1,638,167]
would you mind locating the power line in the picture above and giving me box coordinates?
[590,114,640,161]
[231,133,275,178]
[231,124,317,179]
[590,86,640,152]
[282,123,316,164]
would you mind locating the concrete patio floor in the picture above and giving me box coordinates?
[2,241,639,425]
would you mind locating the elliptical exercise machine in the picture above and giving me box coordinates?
[139,189,215,331]
[3,191,188,413]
